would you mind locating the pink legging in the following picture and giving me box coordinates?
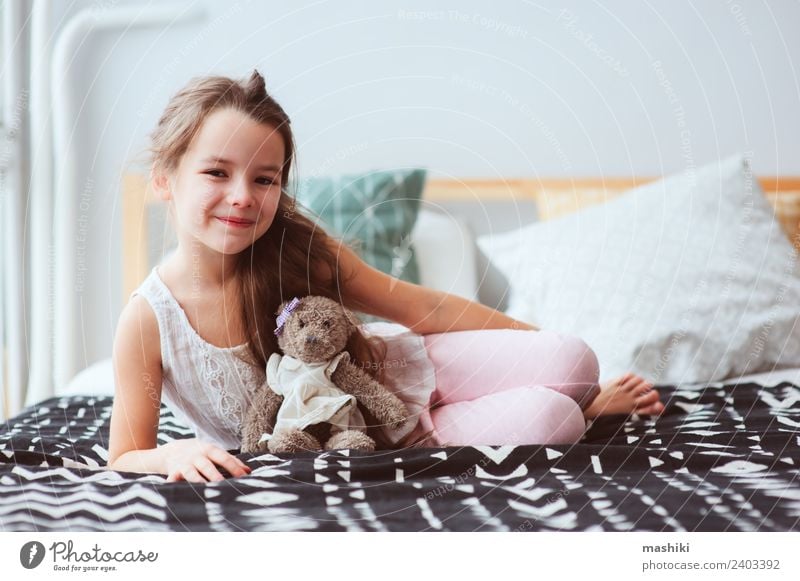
[416,329,601,447]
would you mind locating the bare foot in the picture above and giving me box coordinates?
[583,372,665,419]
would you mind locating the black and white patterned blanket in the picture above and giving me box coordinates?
[1,380,798,531]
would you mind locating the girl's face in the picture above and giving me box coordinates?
[155,107,286,257]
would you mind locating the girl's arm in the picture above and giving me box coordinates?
[414,287,541,334]
[107,295,168,473]
[332,242,540,334]
[108,296,250,481]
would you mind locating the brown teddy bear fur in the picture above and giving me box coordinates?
[240,295,409,454]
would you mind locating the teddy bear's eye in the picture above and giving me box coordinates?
[298,319,306,328]
[323,320,331,328]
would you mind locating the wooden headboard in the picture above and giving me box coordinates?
[122,174,800,304]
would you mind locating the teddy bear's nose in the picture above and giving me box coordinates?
[305,335,319,344]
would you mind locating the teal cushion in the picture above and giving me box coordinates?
[295,168,426,324]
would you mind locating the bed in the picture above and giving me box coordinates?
[1,367,799,531]
[2,155,799,532]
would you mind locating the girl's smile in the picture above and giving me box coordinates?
[216,216,255,228]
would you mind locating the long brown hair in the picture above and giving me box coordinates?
[148,70,434,448]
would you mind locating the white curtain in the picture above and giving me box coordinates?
[1,0,31,421]
[1,0,55,421]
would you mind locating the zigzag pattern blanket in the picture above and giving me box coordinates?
[1,380,798,531]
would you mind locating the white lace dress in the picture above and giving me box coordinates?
[129,266,437,451]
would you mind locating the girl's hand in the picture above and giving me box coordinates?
[163,438,252,483]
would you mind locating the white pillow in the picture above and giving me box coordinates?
[476,154,800,384]
[411,208,479,301]
[62,357,115,396]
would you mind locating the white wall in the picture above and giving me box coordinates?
[57,0,800,372]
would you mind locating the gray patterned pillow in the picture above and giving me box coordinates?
[477,154,800,384]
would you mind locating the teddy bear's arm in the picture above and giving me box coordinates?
[331,360,408,430]
[240,385,284,454]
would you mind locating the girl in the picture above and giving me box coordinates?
[107,70,664,483]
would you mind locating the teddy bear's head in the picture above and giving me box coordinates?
[273,295,359,363]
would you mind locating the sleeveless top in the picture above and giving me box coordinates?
[129,265,437,450]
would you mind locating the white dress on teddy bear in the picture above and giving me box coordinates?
[260,351,368,444]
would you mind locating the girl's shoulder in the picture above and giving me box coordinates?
[116,294,160,355]
[115,294,162,367]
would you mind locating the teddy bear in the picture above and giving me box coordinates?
[240,295,409,454]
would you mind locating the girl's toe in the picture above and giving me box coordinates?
[637,396,665,415]
[623,374,646,391]
[642,401,666,415]
[634,390,660,407]
[613,372,633,386]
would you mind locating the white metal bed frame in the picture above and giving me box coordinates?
[1,1,205,420]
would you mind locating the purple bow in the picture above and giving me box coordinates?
[274,297,301,336]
